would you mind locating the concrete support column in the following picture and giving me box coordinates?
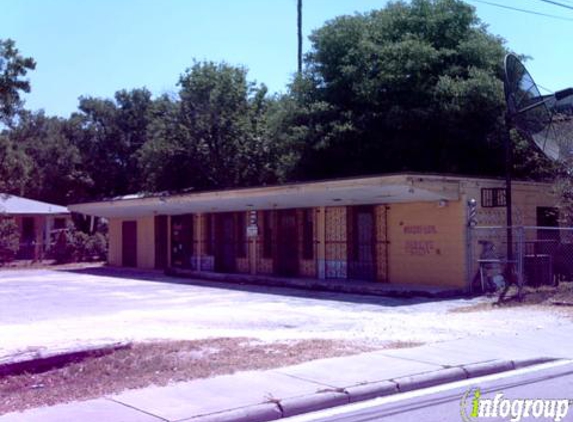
[317,207,326,279]
[44,216,52,256]
[167,216,172,268]
[250,236,258,275]
[36,215,45,262]
[249,210,258,275]
[196,214,203,271]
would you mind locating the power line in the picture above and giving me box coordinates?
[468,0,573,21]
[534,0,573,11]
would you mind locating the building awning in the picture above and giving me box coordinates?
[0,194,70,215]
[69,174,462,219]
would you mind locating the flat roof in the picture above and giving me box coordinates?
[68,173,552,219]
[0,194,69,215]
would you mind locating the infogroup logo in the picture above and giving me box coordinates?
[460,388,571,422]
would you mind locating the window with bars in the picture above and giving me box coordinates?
[481,188,507,208]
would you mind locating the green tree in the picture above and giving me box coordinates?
[0,39,36,125]
[72,88,153,199]
[0,39,36,194]
[139,61,279,192]
[0,215,20,265]
[6,111,91,204]
[278,0,510,180]
[0,134,33,195]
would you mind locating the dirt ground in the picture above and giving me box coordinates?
[449,282,573,314]
[0,338,424,414]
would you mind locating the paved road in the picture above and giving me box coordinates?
[286,361,573,422]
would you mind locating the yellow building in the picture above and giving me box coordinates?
[70,174,558,291]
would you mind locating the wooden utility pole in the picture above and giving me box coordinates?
[297,0,302,73]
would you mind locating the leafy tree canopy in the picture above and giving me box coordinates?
[277,0,510,180]
[71,88,154,199]
[0,39,36,125]
[0,4,560,207]
[6,111,91,203]
[139,61,280,192]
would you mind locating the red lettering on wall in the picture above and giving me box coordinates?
[403,225,438,235]
[405,240,435,256]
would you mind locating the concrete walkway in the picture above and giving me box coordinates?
[167,268,465,298]
[2,325,571,422]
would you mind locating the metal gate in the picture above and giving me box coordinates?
[324,206,388,281]
[325,207,348,278]
[347,206,376,280]
[276,209,299,276]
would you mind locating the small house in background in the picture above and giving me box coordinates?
[0,194,71,260]
[69,173,559,291]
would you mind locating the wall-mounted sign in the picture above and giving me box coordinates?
[249,210,257,225]
[247,224,259,237]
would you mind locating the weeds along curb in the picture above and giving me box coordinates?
[189,357,559,422]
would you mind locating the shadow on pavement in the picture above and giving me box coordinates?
[59,265,461,308]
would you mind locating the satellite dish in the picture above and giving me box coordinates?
[504,53,573,161]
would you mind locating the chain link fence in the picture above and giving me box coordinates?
[468,226,573,298]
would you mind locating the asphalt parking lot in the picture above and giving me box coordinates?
[0,268,569,357]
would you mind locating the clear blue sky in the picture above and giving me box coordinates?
[2,0,572,117]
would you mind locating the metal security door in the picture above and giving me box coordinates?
[348,206,376,280]
[154,215,168,269]
[122,220,137,267]
[276,210,299,276]
[171,215,193,268]
[215,213,237,273]
[19,217,36,259]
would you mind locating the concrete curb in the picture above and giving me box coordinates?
[461,360,515,378]
[183,403,282,422]
[345,381,399,402]
[280,391,350,418]
[393,367,467,392]
[512,357,557,369]
[182,357,558,422]
[0,342,131,377]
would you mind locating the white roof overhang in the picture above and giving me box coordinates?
[0,194,70,215]
[69,174,461,219]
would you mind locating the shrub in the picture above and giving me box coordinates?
[84,232,107,260]
[0,217,20,265]
[49,226,108,263]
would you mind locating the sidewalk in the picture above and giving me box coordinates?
[2,326,571,422]
[167,268,465,298]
